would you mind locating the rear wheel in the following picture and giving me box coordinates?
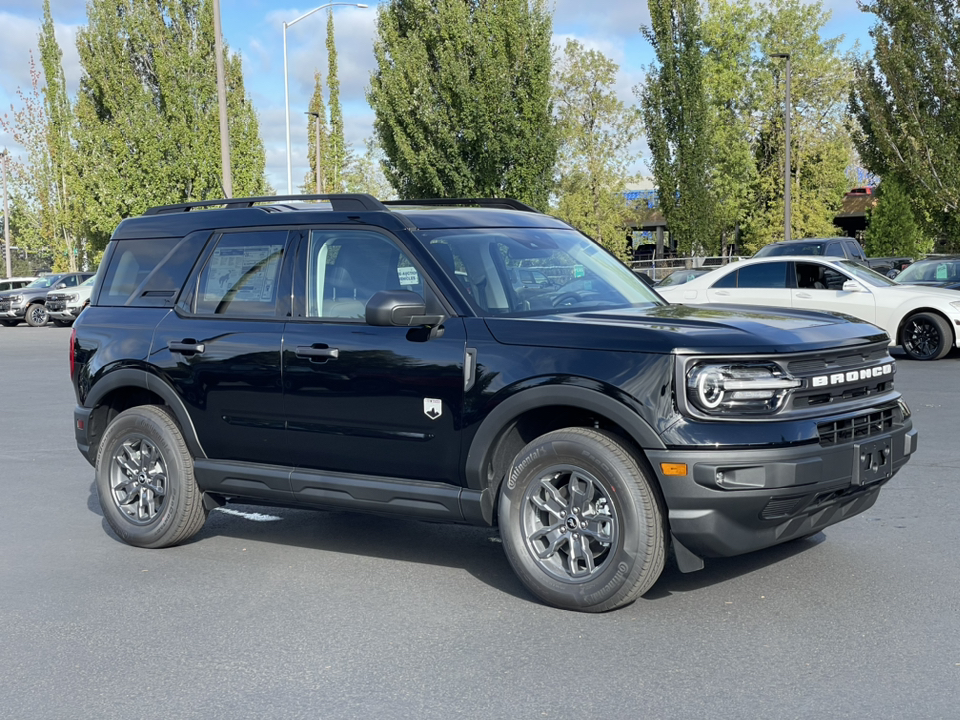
[52,318,73,327]
[24,303,48,327]
[900,312,952,361]
[95,405,208,548]
[499,427,665,612]
[0,319,18,327]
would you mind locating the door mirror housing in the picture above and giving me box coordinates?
[366,290,444,327]
[55,283,67,289]
[842,280,865,293]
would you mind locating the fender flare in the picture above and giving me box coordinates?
[85,367,207,459]
[462,385,665,524]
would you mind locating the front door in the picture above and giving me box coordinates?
[791,261,877,325]
[282,228,466,484]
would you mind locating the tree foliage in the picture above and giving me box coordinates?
[73,0,267,248]
[303,71,330,193]
[863,174,933,257]
[640,0,715,255]
[850,0,960,247]
[342,137,396,199]
[326,11,347,192]
[553,39,639,258]
[368,0,558,209]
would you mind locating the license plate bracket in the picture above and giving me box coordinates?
[852,438,893,485]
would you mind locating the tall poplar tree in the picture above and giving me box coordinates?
[640,0,715,254]
[73,0,268,247]
[553,40,639,258]
[368,0,557,209]
[326,11,346,192]
[303,71,330,193]
[850,0,960,246]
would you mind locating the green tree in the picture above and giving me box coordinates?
[640,0,715,254]
[850,0,960,247]
[326,11,346,192]
[553,39,639,258]
[747,0,853,250]
[73,0,267,248]
[368,0,558,209]
[342,138,396,199]
[302,71,330,193]
[863,174,933,257]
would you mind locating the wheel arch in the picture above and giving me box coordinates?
[463,384,665,526]
[85,368,207,463]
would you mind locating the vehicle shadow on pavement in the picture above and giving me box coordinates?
[644,533,826,600]
[86,482,533,602]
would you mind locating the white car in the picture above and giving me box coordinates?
[45,275,95,326]
[656,255,960,361]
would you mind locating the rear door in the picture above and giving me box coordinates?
[282,227,466,484]
[705,260,793,309]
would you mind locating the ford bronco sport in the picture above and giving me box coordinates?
[70,194,917,612]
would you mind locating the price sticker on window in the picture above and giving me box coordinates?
[397,266,420,286]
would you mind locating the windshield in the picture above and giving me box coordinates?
[416,228,664,316]
[896,259,960,284]
[25,276,61,289]
[837,260,898,287]
[79,276,96,287]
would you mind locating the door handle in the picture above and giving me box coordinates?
[714,290,730,296]
[296,345,340,361]
[796,292,812,299]
[168,340,205,355]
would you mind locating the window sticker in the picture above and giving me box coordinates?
[398,266,420,286]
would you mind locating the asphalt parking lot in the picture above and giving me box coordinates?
[1,325,958,719]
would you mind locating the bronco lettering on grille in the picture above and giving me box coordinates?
[810,363,893,388]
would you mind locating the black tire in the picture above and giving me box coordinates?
[900,312,952,361]
[24,303,48,327]
[95,405,208,548]
[52,318,73,327]
[0,319,18,327]
[498,427,665,612]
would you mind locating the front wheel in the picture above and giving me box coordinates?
[52,318,73,327]
[900,312,952,361]
[499,427,665,612]
[24,303,48,327]
[95,405,208,548]
[0,319,18,327]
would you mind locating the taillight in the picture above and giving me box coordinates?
[69,326,76,378]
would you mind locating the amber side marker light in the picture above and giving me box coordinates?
[660,463,688,476]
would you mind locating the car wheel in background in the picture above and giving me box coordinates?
[499,427,666,612]
[0,319,18,327]
[52,318,73,327]
[24,304,49,327]
[95,405,209,548]
[900,312,952,361]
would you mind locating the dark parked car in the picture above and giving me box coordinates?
[71,194,916,612]
[893,257,960,290]
[754,237,867,264]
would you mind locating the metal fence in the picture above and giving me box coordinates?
[630,255,744,283]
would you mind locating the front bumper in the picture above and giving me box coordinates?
[649,417,917,559]
[0,305,26,319]
[48,306,83,321]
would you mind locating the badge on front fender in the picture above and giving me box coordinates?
[424,398,442,420]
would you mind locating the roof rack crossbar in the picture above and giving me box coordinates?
[144,193,389,215]
[382,197,541,213]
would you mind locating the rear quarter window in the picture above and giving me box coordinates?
[97,234,209,307]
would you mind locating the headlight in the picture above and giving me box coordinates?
[11,294,23,304]
[950,301,960,312]
[686,362,801,416]
[66,294,79,302]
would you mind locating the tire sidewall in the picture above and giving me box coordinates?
[499,432,653,611]
[25,304,48,327]
[95,408,189,548]
[902,312,951,361]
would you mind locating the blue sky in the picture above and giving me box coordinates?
[0,0,874,193]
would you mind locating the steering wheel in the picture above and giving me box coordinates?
[552,293,582,307]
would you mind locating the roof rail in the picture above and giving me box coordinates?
[382,197,541,213]
[143,193,389,215]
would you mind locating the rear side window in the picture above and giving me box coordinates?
[194,231,287,317]
[825,242,844,257]
[737,262,788,288]
[98,238,179,306]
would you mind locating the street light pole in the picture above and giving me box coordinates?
[306,111,324,193]
[213,0,233,198]
[2,150,11,279]
[283,2,368,195]
[771,52,792,243]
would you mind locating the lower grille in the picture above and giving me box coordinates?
[0,299,10,311]
[817,407,897,446]
[761,496,804,519]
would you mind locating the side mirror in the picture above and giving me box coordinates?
[842,280,865,293]
[366,290,444,327]
[55,283,67,289]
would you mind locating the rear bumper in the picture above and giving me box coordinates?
[648,419,917,559]
[74,405,95,466]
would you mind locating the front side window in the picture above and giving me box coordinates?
[417,228,661,316]
[305,230,432,321]
[195,231,286,316]
[825,242,844,257]
[796,262,847,290]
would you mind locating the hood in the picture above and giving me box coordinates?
[887,283,960,299]
[896,280,960,292]
[484,304,889,355]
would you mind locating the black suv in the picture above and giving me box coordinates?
[71,195,917,612]
[754,237,867,264]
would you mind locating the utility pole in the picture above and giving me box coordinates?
[770,53,792,243]
[306,111,324,193]
[2,150,11,278]
[213,0,233,198]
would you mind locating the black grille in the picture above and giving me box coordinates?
[0,298,10,311]
[47,300,66,311]
[761,496,804,519]
[817,407,897,446]
[787,345,890,374]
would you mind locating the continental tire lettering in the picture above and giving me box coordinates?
[583,561,630,605]
[508,446,546,490]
